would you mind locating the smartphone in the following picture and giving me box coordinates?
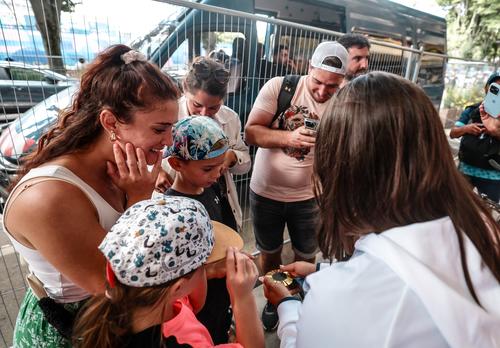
[304,117,319,131]
[484,82,500,118]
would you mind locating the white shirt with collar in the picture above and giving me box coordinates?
[277,217,500,348]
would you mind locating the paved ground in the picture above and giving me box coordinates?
[0,216,29,348]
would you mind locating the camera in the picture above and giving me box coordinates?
[304,117,319,131]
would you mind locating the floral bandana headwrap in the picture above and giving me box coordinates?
[164,116,229,160]
[99,197,215,287]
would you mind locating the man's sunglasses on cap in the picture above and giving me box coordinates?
[192,59,230,84]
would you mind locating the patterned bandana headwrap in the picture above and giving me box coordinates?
[99,197,214,287]
[164,116,229,160]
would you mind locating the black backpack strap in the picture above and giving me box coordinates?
[269,75,301,127]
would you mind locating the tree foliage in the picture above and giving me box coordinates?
[29,0,77,74]
[437,0,499,61]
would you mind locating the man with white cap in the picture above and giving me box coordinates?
[244,41,348,331]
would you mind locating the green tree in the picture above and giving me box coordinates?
[437,0,499,61]
[29,0,76,74]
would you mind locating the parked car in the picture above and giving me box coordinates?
[0,61,77,114]
[0,86,77,188]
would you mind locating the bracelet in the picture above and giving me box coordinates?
[277,296,301,307]
[316,261,333,271]
[316,262,321,272]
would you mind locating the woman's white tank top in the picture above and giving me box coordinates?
[2,165,122,303]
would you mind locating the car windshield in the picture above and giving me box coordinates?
[6,86,77,160]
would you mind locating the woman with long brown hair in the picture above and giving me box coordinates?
[263,72,500,347]
[2,44,179,347]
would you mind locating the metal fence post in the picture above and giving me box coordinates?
[404,45,414,80]
[412,46,424,83]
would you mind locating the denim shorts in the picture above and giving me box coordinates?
[250,190,318,259]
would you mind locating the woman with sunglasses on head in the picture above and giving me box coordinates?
[263,72,500,347]
[2,44,179,347]
[157,56,250,233]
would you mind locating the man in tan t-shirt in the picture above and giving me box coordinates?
[244,41,348,331]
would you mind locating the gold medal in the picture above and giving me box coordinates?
[265,269,295,288]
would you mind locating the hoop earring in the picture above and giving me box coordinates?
[110,131,116,142]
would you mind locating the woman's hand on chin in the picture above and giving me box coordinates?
[107,142,162,207]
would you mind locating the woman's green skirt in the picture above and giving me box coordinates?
[13,288,86,348]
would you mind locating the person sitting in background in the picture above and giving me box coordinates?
[263,72,500,347]
[163,116,238,344]
[73,196,263,348]
[259,42,296,84]
[273,43,296,74]
[156,56,251,232]
[450,72,500,202]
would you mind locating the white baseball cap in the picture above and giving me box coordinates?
[310,41,348,75]
[100,197,243,287]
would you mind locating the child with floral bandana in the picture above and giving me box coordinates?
[161,116,239,344]
[163,116,238,232]
[73,196,263,348]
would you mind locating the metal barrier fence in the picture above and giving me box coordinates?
[0,0,498,346]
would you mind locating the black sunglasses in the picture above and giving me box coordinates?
[191,60,230,84]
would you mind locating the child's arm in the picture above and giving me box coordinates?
[225,248,264,348]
